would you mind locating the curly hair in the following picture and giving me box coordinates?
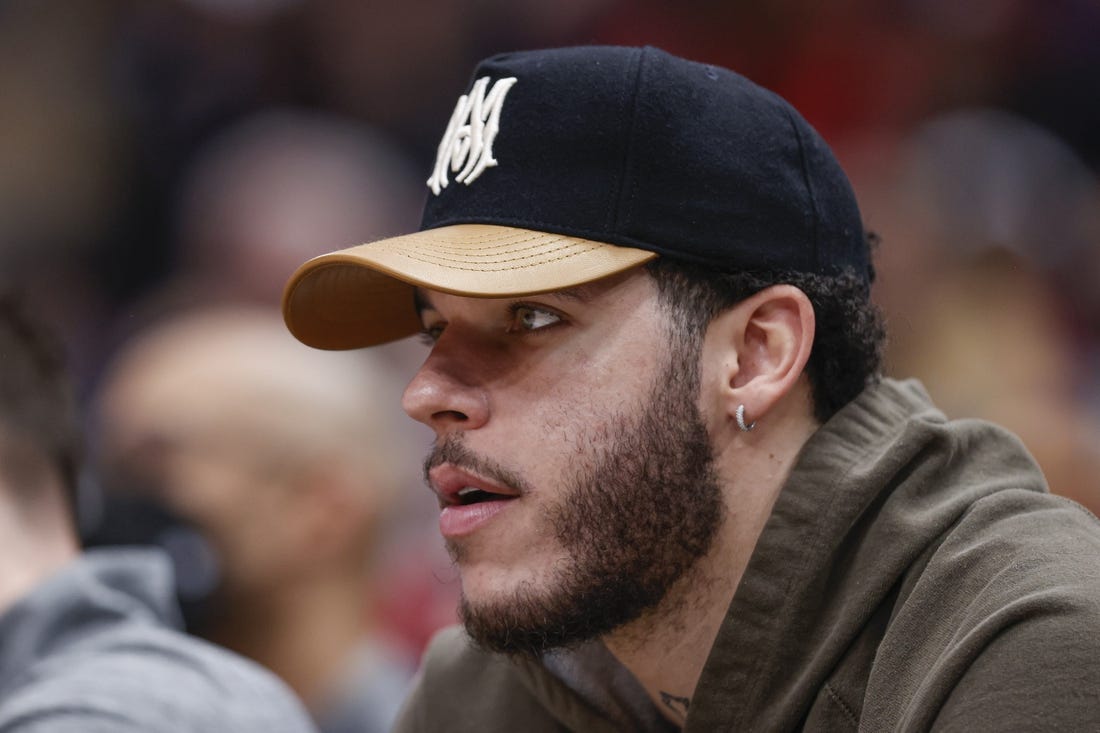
[645,246,886,423]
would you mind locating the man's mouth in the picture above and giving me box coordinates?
[431,465,521,537]
[432,464,521,506]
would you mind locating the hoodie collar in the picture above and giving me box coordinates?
[687,378,1046,731]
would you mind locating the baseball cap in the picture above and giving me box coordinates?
[283,45,868,350]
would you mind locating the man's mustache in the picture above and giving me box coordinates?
[423,435,532,496]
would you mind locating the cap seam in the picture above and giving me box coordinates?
[400,230,591,253]
[417,215,744,268]
[398,246,597,264]
[422,215,650,248]
[415,214,787,271]
[394,244,603,272]
[783,105,821,272]
[608,47,648,236]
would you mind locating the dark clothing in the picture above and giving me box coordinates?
[0,548,317,733]
[395,379,1100,732]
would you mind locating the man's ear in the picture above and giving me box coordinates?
[703,284,815,432]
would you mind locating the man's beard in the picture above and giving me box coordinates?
[425,340,725,658]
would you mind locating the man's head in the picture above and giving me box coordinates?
[280,46,884,655]
[0,294,81,524]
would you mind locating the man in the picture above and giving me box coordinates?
[281,46,1100,731]
[89,306,421,733]
[0,295,317,732]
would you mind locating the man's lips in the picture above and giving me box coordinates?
[429,464,522,508]
[429,464,521,538]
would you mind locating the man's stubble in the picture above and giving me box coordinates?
[427,333,725,658]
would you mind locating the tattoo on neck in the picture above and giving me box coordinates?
[660,690,691,720]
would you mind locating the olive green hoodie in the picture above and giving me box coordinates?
[395,379,1100,732]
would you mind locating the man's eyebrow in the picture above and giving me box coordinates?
[549,283,600,303]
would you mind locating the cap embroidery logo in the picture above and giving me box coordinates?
[427,76,518,195]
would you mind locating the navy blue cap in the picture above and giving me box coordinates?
[283,45,869,350]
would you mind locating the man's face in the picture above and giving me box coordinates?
[405,269,724,656]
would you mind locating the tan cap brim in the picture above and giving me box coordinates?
[282,223,657,350]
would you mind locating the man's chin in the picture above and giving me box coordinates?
[459,601,584,658]
[456,577,621,659]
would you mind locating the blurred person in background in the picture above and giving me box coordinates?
[89,306,419,733]
[169,109,424,307]
[153,106,459,661]
[849,108,1100,516]
[901,249,1100,514]
[0,293,316,732]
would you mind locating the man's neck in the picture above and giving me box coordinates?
[603,414,817,727]
[601,507,759,726]
[0,499,79,616]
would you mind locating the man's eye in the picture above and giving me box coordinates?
[418,323,445,345]
[510,305,561,332]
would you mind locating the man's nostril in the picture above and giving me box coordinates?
[432,410,469,424]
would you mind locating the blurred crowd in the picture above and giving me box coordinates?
[1,0,1098,728]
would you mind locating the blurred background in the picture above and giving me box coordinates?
[1,0,1098,727]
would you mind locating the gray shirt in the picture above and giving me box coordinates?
[0,548,317,732]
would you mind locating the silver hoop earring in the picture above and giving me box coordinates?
[736,404,756,432]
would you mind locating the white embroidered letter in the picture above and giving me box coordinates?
[427,76,518,195]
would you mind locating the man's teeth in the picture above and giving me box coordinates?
[454,486,509,505]
[457,487,489,504]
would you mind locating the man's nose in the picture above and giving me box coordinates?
[402,343,490,435]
